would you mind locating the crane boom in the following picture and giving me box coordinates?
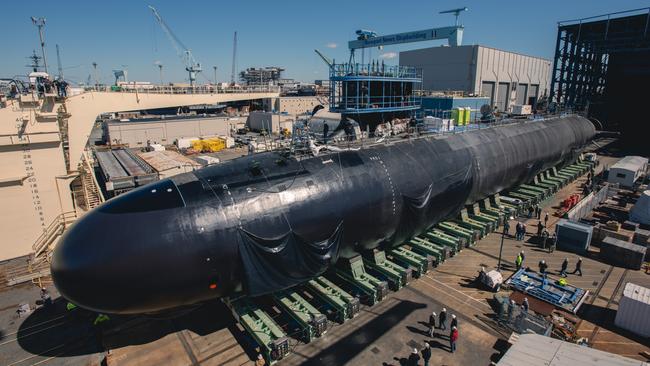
[314,49,333,68]
[348,26,463,50]
[148,5,202,87]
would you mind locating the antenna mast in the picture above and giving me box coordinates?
[56,44,64,79]
[230,31,237,84]
[31,17,48,74]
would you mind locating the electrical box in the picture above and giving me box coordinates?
[555,219,593,254]
[511,105,532,115]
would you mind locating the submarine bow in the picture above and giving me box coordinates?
[51,115,595,314]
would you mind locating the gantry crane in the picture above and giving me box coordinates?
[347,7,468,64]
[148,5,202,87]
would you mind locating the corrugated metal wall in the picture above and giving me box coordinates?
[615,283,650,337]
[400,45,551,112]
[107,117,239,147]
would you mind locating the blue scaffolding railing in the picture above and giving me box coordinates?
[329,63,422,114]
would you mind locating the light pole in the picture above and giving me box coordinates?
[497,216,514,272]
[92,62,98,88]
[158,63,164,86]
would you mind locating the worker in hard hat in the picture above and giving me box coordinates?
[560,258,569,277]
[407,348,420,366]
[428,311,437,337]
[255,354,266,366]
[439,307,448,330]
[40,288,52,307]
[421,342,432,366]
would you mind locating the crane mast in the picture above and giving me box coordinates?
[56,44,63,79]
[148,5,202,87]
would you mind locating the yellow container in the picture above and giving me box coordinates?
[191,139,204,151]
[202,138,226,152]
[451,108,461,125]
[463,107,471,124]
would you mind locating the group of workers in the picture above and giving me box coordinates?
[31,76,69,98]
[405,307,459,365]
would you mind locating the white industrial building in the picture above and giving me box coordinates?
[247,111,295,134]
[615,282,650,337]
[106,115,246,147]
[498,333,645,366]
[607,155,648,188]
[400,45,551,112]
[264,96,326,116]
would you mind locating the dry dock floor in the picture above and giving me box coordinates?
[1,146,648,366]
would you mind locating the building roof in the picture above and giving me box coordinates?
[611,156,648,172]
[623,283,650,304]
[498,334,647,366]
[107,115,244,126]
[137,150,201,172]
[400,44,551,62]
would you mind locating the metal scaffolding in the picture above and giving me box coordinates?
[329,63,422,114]
[550,8,650,111]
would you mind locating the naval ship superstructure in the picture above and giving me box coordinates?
[0,75,279,283]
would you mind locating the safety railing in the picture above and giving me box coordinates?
[84,84,280,95]
[31,211,77,261]
[330,63,421,79]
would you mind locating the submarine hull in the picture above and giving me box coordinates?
[51,115,595,314]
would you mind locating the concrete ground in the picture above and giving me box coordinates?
[1,144,648,366]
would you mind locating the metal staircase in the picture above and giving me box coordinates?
[4,211,79,287]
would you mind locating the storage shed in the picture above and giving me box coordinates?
[630,190,650,225]
[555,219,593,254]
[615,283,650,337]
[607,156,648,187]
[497,333,646,366]
[600,236,647,270]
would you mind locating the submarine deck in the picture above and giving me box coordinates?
[1,139,649,366]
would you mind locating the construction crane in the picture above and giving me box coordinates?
[230,31,237,85]
[439,7,468,26]
[56,44,63,79]
[314,49,333,68]
[148,5,202,87]
[347,9,468,64]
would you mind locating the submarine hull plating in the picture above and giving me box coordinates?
[51,115,595,314]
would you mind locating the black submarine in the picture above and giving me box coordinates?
[51,115,595,314]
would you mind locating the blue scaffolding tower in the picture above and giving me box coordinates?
[329,63,422,114]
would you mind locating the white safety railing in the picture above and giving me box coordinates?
[84,84,280,95]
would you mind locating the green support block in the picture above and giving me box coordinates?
[518,184,550,199]
[273,291,327,343]
[228,298,289,364]
[437,221,477,246]
[307,276,360,323]
[478,199,504,223]
[389,246,431,277]
[420,231,456,255]
[409,238,445,263]
[364,250,411,290]
[334,256,388,306]
[430,228,466,250]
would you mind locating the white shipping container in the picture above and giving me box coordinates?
[614,283,650,337]
[222,136,235,148]
[148,144,165,152]
[176,137,199,149]
[195,155,221,166]
[511,105,532,115]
